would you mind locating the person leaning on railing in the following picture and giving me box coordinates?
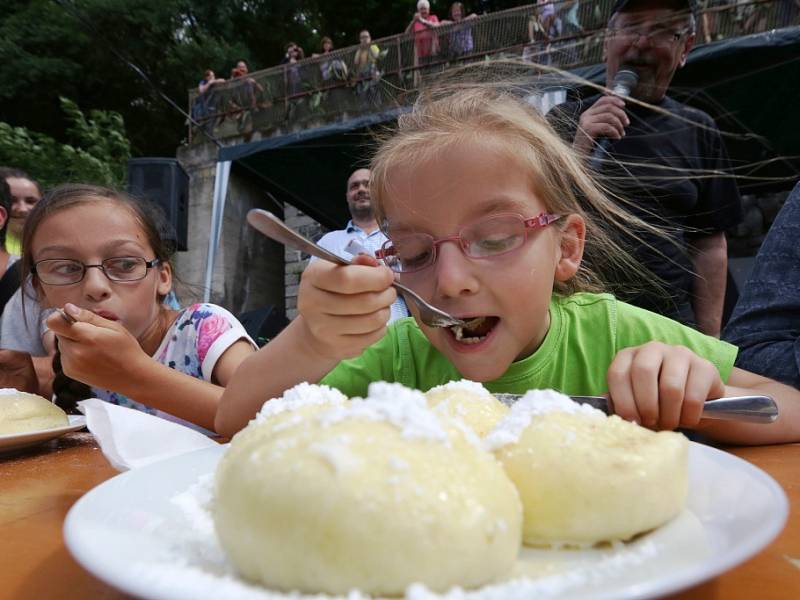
[193,69,225,130]
[314,36,349,82]
[439,2,478,60]
[406,0,441,68]
[280,44,305,98]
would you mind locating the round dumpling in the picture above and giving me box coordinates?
[486,389,688,547]
[0,389,68,434]
[214,382,522,596]
[425,380,509,437]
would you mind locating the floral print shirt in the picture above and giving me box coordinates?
[91,303,255,429]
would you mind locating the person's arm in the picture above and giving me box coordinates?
[701,11,712,44]
[198,77,223,95]
[215,255,397,437]
[688,232,728,337]
[701,367,800,445]
[405,14,419,33]
[46,306,254,432]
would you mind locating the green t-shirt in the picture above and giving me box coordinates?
[321,293,738,397]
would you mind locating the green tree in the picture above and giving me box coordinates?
[0,97,131,188]
[0,1,525,157]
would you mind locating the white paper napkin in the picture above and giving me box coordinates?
[78,398,218,471]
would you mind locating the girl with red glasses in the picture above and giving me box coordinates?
[218,84,800,445]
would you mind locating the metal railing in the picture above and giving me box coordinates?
[187,0,798,144]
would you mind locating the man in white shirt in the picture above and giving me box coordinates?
[315,168,408,323]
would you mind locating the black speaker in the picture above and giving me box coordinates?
[127,158,189,251]
[237,306,289,347]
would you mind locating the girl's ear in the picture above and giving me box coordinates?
[156,261,173,298]
[554,214,585,283]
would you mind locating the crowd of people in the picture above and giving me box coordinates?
[2,0,800,447]
[192,1,798,132]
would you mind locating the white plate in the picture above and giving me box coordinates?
[64,442,788,600]
[0,415,87,454]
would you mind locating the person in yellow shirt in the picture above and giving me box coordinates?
[0,168,42,256]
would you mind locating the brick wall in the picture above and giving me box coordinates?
[283,203,329,320]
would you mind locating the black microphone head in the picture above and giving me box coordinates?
[613,67,639,93]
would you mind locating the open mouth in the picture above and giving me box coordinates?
[448,316,499,345]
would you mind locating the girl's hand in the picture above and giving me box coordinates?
[297,254,397,360]
[607,341,726,431]
[46,303,152,391]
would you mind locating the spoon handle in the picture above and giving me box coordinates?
[247,209,349,266]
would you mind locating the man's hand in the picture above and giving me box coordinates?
[607,341,726,431]
[574,95,630,155]
[0,349,39,394]
[46,303,152,391]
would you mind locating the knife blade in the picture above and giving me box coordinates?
[493,394,778,424]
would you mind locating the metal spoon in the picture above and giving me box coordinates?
[494,393,778,424]
[246,209,465,328]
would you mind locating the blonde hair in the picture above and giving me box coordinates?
[370,79,664,297]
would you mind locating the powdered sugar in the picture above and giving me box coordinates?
[254,382,347,423]
[426,380,492,398]
[320,382,450,444]
[484,390,604,451]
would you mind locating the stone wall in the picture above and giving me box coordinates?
[175,141,287,318]
[283,203,329,320]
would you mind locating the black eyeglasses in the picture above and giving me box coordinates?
[375,213,561,274]
[610,25,692,47]
[32,257,160,286]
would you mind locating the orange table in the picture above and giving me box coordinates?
[1,433,797,600]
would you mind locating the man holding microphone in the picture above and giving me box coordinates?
[552,0,741,337]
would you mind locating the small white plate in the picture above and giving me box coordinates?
[64,442,788,600]
[0,415,87,454]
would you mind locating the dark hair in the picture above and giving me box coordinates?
[450,2,465,19]
[19,183,177,411]
[0,167,42,196]
[0,178,10,246]
[20,183,175,289]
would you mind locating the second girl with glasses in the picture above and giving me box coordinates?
[217,84,800,444]
[22,184,256,432]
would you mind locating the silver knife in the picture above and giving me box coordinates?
[493,394,778,424]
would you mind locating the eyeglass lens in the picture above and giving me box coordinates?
[36,257,149,284]
[386,215,527,273]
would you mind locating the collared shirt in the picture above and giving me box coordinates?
[314,221,409,323]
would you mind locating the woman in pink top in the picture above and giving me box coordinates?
[405,0,440,70]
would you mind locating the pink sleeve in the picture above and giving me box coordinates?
[196,315,233,366]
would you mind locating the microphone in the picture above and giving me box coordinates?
[589,67,639,170]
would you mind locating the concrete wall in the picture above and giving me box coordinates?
[175,141,286,318]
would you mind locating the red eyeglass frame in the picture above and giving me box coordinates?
[375,212,562,272]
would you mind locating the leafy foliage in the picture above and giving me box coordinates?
[0,1,523,158]
[0,97,131,189]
